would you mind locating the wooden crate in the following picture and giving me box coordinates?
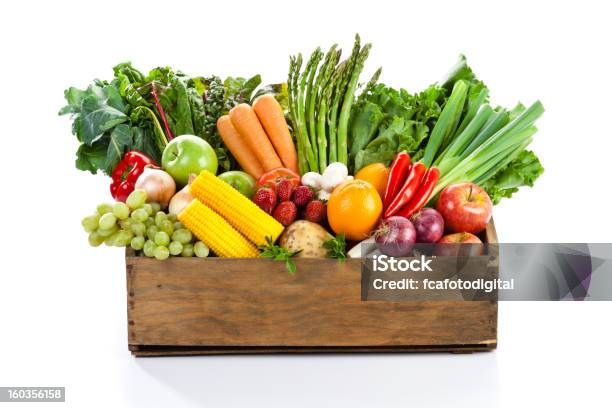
[126,221,498,356]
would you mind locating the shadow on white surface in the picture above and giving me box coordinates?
[131,352,499,407]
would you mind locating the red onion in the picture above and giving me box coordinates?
[375,216,416,257]
[411,208,445,243]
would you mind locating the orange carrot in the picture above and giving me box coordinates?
[216,115,264,179]
[253,95,299,174]
[229,103,282,172]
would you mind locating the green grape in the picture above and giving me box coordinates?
[142,203,153,216]
[105,231,121,246]
[154,231,170,246]
[167,214,177,223]
[96,203,113,215]
[145,218,155,228]
[82,214,100,233]
[172,228,192,244]
[98,213,117,230]
[88,231,104,247]
[131,236,145,250]
[143,240,156,257]
[169,241,183,256]
[181,243,194,257]
[130,222,146,237]
[114,230,134,247]
[97,226,118,237]
[154,211,167,227]
[150,203,161,213]
[131,208,148,223]
[173,221,184,230]
[194,241,210,258]
[126,189,147,209]
[160,219,174,236]
[119,218,132,230]
[154,246,170,260]
[112,202,130,220]
[146,225,159,240]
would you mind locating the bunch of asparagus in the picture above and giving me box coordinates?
[288,35,379,174]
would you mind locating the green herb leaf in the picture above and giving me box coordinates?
[258,236,301,274]
[324,234,347,262]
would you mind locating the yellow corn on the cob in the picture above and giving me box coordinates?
[190,170,284,246]
[178,200,260,258]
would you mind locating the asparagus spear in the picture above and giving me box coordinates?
[337,40,372,165]
[297,53,318,172]
[305,48,323,170]
[327,61,348,163]
[288,56,308,174]
[298,50,319,172]
[314,47,339,170]
[359,67,382,102]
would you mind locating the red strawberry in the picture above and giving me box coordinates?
[304,200,327,224]
[291,185,314,207]
[253,187,277,214]
[273,201,297,226]
[276,178,294,202]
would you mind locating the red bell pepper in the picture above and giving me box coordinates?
[384,162,427,218]
[382,152,411,210]
[110,151,156,202]
[396,167,440,219]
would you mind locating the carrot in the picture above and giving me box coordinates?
[216,115,265,179]
[253,95,299,174]
[229,103,283,172]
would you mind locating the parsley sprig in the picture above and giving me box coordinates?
[258,236,301,274]
[324,234,347,262]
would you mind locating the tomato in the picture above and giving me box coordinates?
[255,167,301,191]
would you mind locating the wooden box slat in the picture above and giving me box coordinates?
[126,220,498,356]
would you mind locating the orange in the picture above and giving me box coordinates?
[327,179,383,241]
[355,163,390,197]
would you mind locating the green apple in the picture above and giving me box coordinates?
[218,171,256,198]
[162,135,217,186]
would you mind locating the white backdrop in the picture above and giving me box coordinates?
[1,1,610,407]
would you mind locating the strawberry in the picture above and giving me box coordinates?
[273,201,297,226]
[253,187,277,214]
[291,185,314,207]
[304,200,327,224]
[276,178,295,202]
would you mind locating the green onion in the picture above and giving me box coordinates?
[421,80,469,167]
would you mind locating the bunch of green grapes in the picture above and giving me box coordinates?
[81,189,209,260]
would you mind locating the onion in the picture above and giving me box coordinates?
[134,166,176,208]
[168,174,196,215]
[411,208,445,243]
[375,216,416,257]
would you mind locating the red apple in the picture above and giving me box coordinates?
[434,232,483,256]
[436,183,492,234]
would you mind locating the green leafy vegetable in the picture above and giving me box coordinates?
[479,150,544,204]
[349,83,442,172]
[323,234,347,262]
[258,236,301,274]
[60,62,262,175]
[59,79,165,175]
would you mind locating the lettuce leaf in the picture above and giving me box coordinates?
[349,83,443,172]
[480,150,544,204]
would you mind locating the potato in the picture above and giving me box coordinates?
[279,220,333,258]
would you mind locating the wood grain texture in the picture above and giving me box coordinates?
[126,220,498,355]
